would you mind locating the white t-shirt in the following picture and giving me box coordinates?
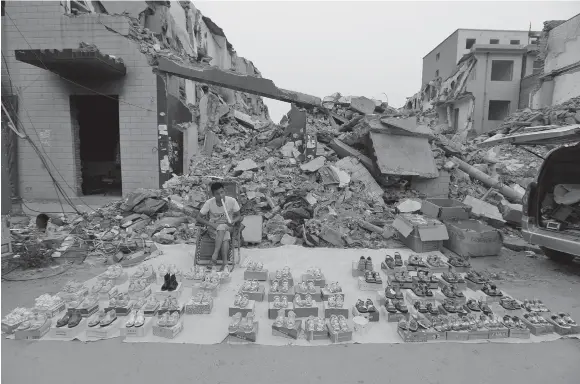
[199,196,240,224]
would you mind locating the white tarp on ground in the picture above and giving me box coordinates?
[18,244,570,346]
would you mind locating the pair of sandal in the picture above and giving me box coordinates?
[143,296,159,311]
[189,292,212,306]
[412,282,433,297]
[270,279,290,293]
[94,280,115,294]
[500,297,522,310]
[305,316,326,332]
[552,313,577,327]
[441,284,464,299]
[465,299,492,315]
[523,299,549,312]
[442,271,465,284]
[382,253,403,269]
[233,294,250,308]
[327,294,344,308]
[385,284,404,300]
[357,256,373,271]
[128,279,148,292]
[295,294,314,307]
[158,311,180,327]
[241,279,260,292]
[447,255,471,268]
[125,309,146,328]
[414,301,439,315]
[102,265,123,279]
[398,316,426,332]
[274,309,296,329]
[160,297,181,311]
[502,315,525,329]
[246,260,264,272]
[329,314,349,333]
[35,294,63,310]
[417,269,439,284]
[356,299,377,313]
[327,282,342,293]
[365,271,383,284]
[466,270,487,284]
[306,267,323,280]
[442,300,468,316]
[299,280,317,294]
[385,299,408,314]
[62,280,85,293]
[109,293,131,308]
[427,254,447,267]
[16,313,47,331]
[408,255,428,268]
[228,312,255,333]
[132,265,153,279]
[274,266,291,280]
[273,296,289,309]
[482,283,503,297]
[394,271,413,283]
[88,309,117,328]
[524,313,548,325]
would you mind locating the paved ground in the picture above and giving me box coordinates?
[2,204,580,383]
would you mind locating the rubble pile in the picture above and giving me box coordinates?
[497,97,580,134]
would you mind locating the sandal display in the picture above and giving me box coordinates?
[357,256,366,271]
[229,313,242,333]
[365,299,377,312]
[414,301,428,314]
[482,283,503,297]
[88,310,106,328]
[478,301,493,316]
[394,252,403,267]
[466,299,480,312]
[447,255,471,268]
[426,254,446,268]
[355,299,368,313]
[393,299,409,314]
[385,299,397,313]
[417,269,438,284]
[100,309,117,327]
[426,302,439,316]
[500,296,522,310]
[373,272,383,285]
[383,255,395,269]
[466,270,487,284]
[364,271,376,284]
[558,313,578,326]
[385,284,397,300]
[365,257,373,271]
[327,282,342,293]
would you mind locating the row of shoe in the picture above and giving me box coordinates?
[184,265,205,280]
[102,265,124,279]
[466,270,488,284]
[233,294,250,308]
[157,311,181,327]
[61,280,86,293]
[15,313,47,331]
[128,278,149,292]
[270,279,291,293]
[241,279,261,293]
[465,299,493,315]
[229,312,255,333]
[551,313,577,328]
[328,314,350,333]
[442,271,465,284]
[109,293,132,308]
[441,284,465,299]
[305,316,326,332]
[92,280,117,295]
[34,294,64,310]
[88,309,117,328]
[298,280,318,294]
[384,252,404,269]
[158,264,181,279]
[325,282,342,293]
[355,299,377,313]
[125,310,146,328]
[364,271,383,284]
[273,296,289,309]
[385,299,409,314]
[357,256,374,271]
[481,282,503,297]
[499,297,522,310]
[199,273,219,290]
[161,273,180,292]
[447,255,471,268]
[274,309,297,329]
[523,299,549,313]
[245,260,264,272]
[160,297,181,312]
[412,282,433,297]
[442,299,469,316]
[274,266,292,280]
[69,293,99,310]
[393,271,413,283]
[306,267,323,280]
[187,292,213,306]
[502,315,527,330]
[398,315,430,332]
[417,269,439,284]
[56,311,84,328]
[385,284,404,301]
[408,255,428,268]
[327,294,344,308]
[2,308,34,326]
[295,293,315,307]
[426,254,447,268]
[131,265,155,280]
[523,313,548,325]
[413,301,439,316]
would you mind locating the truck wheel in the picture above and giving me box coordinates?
[540,247,575,263]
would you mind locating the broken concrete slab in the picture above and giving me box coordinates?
[328,139,376,173]
[233,110,256,129]
[158,58,322,108]
[241,215,263,244]
[300,156,326,172]
[319,225,345,247]
[463,195,506,226]
[328,165,350,187]
[335,156,383,201]
[280,234,299,245]
[503,236,542,254]
[397,199,422,213]
[500,200,523,225]
[349,96,375,115]
[379,117,433,139]
[234,159,259,173]
[370,132,439,178]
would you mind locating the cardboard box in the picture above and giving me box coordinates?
[128,285,152,300]
[185,300,213,315]
[120,317,153,337]
[272,320,301,340]
[85,318,121,339]
[49,319,87,339]
[295,285,321,297]
[468,329,490,340]
[398,328,428,342]
[267,287,295,302]
[520,316,554,336]
[404,290,437,306]
[545,317,578,336]
[444,219,502,257]
[358,277,383,291]
[228,300,255,317]
[411,276,439,290]
[241,285,266,302]
[446,331,469,341]
[352,305,379,322]
[305,329,328,341]
[268,272,294,287]
[320,288,345,301]
[67,303,99,317]
[229,322,258,343]
[509,328,531,339]
[244,269,268,281]
[293,302,319,318]
[155,283,183,300]
[393,214,448,253]
[36,302,66,319]
[488,327,509,339]
[152,320,183,339]
[323,301,349,319]
[326,319,353,343]
[57,287,89,302]
[268,303,295,320]
[421,198,471,220]
[14,319,51,340]
[301,273,326,287]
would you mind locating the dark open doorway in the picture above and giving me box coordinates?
[70,95,121,196]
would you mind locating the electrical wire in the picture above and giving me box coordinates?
[5,12,154,113]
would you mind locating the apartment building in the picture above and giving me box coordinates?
[1,1,265,201]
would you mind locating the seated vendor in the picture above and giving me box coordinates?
[195,182,242,270]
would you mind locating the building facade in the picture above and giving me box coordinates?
[1,1,267,201]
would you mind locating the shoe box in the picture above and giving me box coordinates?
[404,290,437,307]
[86,318,121,339]
[379,306,410,323]
[445,330,469,341]
[520,316,555,336]
[152,320,183,339]
[328,328,353,343]
[468,329,490,340]
[351,261,372,278]
[272,320,301,340]
[49,319,87,339]
[186,300,213,315]
[301,273,325,287]
[228,322,258,343]
[268,272,294,287]
[121,317,153,338]
[302,323,328,342]
[14,319,51,340]
[229,300,255,317]
[438,278,467,292]
[487,327,510,339]
[321,288,345,302]
[267,286,295,302]
[243,269,268,281]
[155,283,184,300]
[67,303,99,317]
[352,305,379,322]
[545,316,579,336]
[241,285,265,302]
[357,277,383,292]
[323,302,349,319]
[292,301,319,319]
[294,285,321,298]
[36,302,67,319]
[508,327,530,339]
[268,304,295,320]
[104,304,134,316]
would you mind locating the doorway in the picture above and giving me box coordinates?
[70,95,121,196]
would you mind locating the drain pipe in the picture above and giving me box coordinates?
[480,52,490,132]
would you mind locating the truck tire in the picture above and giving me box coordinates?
[540,247,575,263]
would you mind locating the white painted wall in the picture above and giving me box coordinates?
[553,71,580,104]
[456,30,529,63]
[544,14,580,73]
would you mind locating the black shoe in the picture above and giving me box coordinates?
[161,273,170,291]
[168,274,178,292]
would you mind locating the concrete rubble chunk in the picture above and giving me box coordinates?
[349,96,376,115]
[233,110,256,129]
[280,234,299,245]
[379,117,433,138]
[328,139,376,173]
[319,225,345,247]
[463,195,506,226]
[397,199,422,213]
[500,200,523,225]
[234,159,259,173]
[300,156,326,172]
[335,156,384,201]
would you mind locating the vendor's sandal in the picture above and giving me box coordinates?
[365,256,373,271]
[398,319,408,330]
[394,252,403,267]
[385,285,396,300]
[373,272,383,284]
[412,283,425,297]
[88,310,105,328]
[466,299,480,312]
[414,301,428,314]
[366,299,377,312]
[451,285,464,298]
[134,310,145,328]
[417,318,431,330]
[456,306,468,316]
[356,299,368,313]
[408,317,419,332]
[423,284,434,297]
[100,309,117,327]
[426,303,439,316]
[500,297,512,310]
[394,299,409,314]
[365,271,376,284]
[384,255,395,269]
[229,312,242,333]
[443,300,456,313]
[559,313,578,326]
[478,301,492,315]
[442,285,455,298]
[395,287,404,300]
[386,299,397,313]
[551,314,570,328]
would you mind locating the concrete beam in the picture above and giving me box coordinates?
[157,58,322,108]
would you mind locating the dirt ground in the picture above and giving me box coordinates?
[2,243,580,383]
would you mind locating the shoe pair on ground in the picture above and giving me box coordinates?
[102,265,123,279]
[364,271,382,284]
[273,296,289,309]
[157,311,181,327]
[500,297,522,310]
[270,279,290,293]
[412,282,433,297]
[417,269,439,284]
[447,255,471,268]
[482,282,503,297]
[465,299,492,315]
[329,314,349,333]
[326,282,342,294]
[441,271,465,284]
[68,294,99,310]
[413,301,439,315]
[466,270,487,284]
[441,284,465,299]
[385,298,408,314]
[327,294,344,308]
[125,309,146,328]
[426,254,447,268]
[128,278,149,292]
[385,284,404,301]
[246,260,264,272]
[551,313,577,328]
[274,266,292,280]
[87,309,117,328]
[355,299,377,313]
[35,294,63,310]
[523,299,549,312]
[61,280,85,294]
[242,279,260,293]
[92,280,116,294]
[161,273,179,292]
[15,313,47,331]
[294,293,314,307]
[132,265,154,280]
[274,309,296,329]
[357,256,373,271]
[160,297,181,311]
[398,315,429,332]
[109,293,131,308]
[408,255,428,268]
[298,280,318,294]
[228,312,255,333]
[382,253,404,270]
[442,299,468,316]
[233,294,250,308]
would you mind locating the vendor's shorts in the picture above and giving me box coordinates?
[207,224,231,241]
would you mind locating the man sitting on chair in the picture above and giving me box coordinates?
[195,182,241,270]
